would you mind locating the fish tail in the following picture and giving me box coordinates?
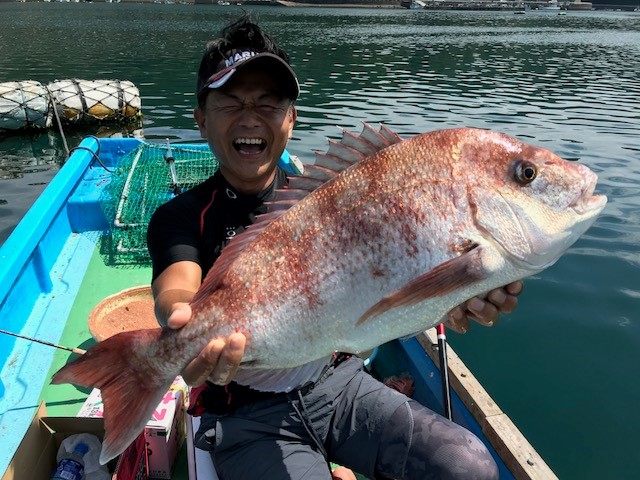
[51,329,175,464]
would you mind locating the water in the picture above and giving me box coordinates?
[1,3,639,478]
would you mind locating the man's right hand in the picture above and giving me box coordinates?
[152,261,246,387]
[160,300,247,387]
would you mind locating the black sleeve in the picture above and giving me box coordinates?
[147,198,202,283]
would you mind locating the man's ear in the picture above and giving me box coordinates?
[287,105,297,139]
[194,107,206,138]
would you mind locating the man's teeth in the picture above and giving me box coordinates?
[235,138,264,145]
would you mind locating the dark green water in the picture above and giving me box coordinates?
[1,3,639,478]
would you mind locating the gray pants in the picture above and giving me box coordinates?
[195,357,498,480]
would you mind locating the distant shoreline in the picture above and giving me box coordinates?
[276,1,401,7]
[248,1,634,11]
[3,0,636,11]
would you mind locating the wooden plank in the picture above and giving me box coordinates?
[485,413,558,480]
[417,328,557,480]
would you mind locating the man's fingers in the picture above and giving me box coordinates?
[487,287,519,314]
[505,280,524,296]
[445,305,471,333]
[466,297,499,326]
[181,333,246,387]
[446,281,524,333]
[209,332,246,385]
[166,303,192,329]
[181,338,226,386]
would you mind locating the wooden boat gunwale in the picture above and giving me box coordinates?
[416,330,556,479]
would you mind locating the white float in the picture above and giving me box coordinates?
[0,79,141,131]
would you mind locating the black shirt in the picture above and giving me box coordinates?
[147,167,289,282]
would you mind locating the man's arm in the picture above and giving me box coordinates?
[152,260,246,386]
[445,281,523,333]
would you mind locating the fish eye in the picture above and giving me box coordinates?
[514,160,537,184]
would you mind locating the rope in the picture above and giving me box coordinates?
[18,81,33,130]
[117,79,124,117]
[71,78,88,122]
[68,144,113,173]
[43,85,70,157]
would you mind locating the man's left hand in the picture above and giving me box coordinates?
[445,281,523,333]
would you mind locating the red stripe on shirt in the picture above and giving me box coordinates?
[200,189,217,236]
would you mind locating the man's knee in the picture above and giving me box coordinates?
[429,428,498,480]
[407,401,498,480]
[378,400,498,480]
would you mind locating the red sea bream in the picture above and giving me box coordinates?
[52,125,607,463]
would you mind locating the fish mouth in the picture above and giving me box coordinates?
[569,176,607,216]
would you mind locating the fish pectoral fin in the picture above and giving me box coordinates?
[356,246,486,326]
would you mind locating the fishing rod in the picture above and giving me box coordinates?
[0,329,86,356]
[436,323,453,421]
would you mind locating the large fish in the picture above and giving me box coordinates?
[52,126,606,463]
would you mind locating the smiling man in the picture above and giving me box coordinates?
[194,50,298,195]
[147,16,520,480]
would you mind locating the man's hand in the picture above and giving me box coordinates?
[445,281,523,333]
[162,301,247,387]
[152,261,246,387]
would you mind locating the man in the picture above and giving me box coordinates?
[148,16,522,480]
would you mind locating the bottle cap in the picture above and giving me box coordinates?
[74,443,89,455]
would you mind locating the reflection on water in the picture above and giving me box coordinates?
[0,132,64,241]
[0,132,64,181]
[0,124,142,242]
[1,4,639,478]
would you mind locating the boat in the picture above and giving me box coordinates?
[400,0,426,8]
[409,0,426,9]
[538,0,561,11]
[0,137,557,479]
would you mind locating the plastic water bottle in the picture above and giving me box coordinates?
[51,442,88,480]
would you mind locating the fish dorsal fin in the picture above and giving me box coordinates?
[264,123,403,214]
[191,124,403,306]
[190,207,290,306]
[361,122,402,149]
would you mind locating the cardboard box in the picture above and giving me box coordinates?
[1,403,148,480]
[77,378,187,480]
[77,377,188,420]
[145,389,185,479]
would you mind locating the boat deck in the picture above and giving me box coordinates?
[39,241,151,417]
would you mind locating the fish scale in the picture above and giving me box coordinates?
[52,125,606,464]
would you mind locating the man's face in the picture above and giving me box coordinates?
[194,69,296,194]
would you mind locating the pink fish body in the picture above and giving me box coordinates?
[53,126,606,463]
